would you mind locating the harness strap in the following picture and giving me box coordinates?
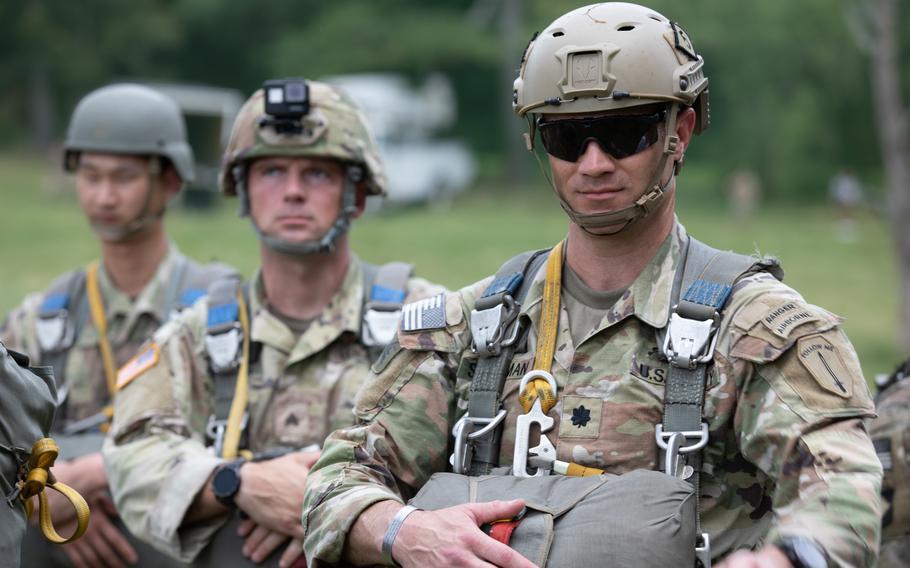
[361,261,413,357]
[464,250,549,476]
[85,262,118,398]
[204,277,249,458]
[35,270,87,408]
[221,289,252,460]
[659,236,781,568]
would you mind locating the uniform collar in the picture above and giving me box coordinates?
[248,256,364,364]
[521,220,686,331]
[97,242,184,329]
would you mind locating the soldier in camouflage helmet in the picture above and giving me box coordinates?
[302,4,882,567]
[2,83,238,568]
[869,358,910,567]
[103,79,445,566]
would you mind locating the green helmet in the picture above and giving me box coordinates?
[220,79,386,256]
[220,81,386,197]
[513,3,709,234]
[63,83,195,183]
[513,2,709,130]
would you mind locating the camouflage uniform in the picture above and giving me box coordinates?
[0,244,234,429]
[303,223,882,567]
[104,261,444,562]
[869,360,910,567]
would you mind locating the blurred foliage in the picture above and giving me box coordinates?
[0,0,907,199]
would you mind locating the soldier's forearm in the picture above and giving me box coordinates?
[55,451,108,495]
[343,499,402,566]
[181,469,230,528]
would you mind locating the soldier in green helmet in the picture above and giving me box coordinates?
[103,79,445,567]
[301,3,882,567]
[3,83,238,568]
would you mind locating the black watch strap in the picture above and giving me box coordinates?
[211,458,245,509]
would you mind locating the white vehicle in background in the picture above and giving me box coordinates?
[324,73,477,207]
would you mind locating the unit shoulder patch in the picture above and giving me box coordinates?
[400,293,447,332]
[795,334,852,398]
[116,343,160,391]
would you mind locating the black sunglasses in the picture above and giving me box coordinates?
[537,111,666,162]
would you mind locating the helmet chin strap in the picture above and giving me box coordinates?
[532,104,681,236]
[89,158,168,241]
[235,165,361,257]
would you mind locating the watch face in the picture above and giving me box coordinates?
[213,462,242,499]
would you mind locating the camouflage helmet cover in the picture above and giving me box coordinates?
[220,81,387,196]
[513,2,709,133]
[63,83,195,183]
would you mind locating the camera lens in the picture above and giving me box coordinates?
[285,82,306,102]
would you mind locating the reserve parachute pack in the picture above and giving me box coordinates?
[33,255,236,458]
[411,236,781,568]
[1,342,90,562]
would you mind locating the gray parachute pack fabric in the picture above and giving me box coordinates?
[410,470,696,567]
[0,343,57,568]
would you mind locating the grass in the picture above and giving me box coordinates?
[0,154,901,379]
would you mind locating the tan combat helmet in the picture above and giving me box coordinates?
[220,79,386,255]
[63,84,195,240]
[513,2,710,233]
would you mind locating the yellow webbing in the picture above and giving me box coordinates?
[19,438,90,544]
[220,290,251,459]
[85,261,118,398]
[516,241,604,478]
[518,242,563,415]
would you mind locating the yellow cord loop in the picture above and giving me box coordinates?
[221,290,251,459]
[86,261,119,398]
[18,438,90,544]
[519,242,563,415]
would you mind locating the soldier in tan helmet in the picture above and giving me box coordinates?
[302,3,882,567]
[3,83,237,568]
[103,79,445,567]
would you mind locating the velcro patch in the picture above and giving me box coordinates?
[401,293,446,332]
[760,302,820,339]
[796,335,852,398]
[116,343,160,391]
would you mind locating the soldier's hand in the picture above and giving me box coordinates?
[43,452,109,525]
[235,450,319,540]
[237,518,306,567]
[392,499,537,568]
[60,493,138,568]
[716,545,794,568]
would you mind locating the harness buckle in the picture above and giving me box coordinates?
[655,423,709,479]
[695,532,712,567]
[450,410,507,474]
[35,310,71,353]
[206,412,248,457]
[205,323,242,373]
[470,295,520,356]
[663,311,719,369]
[362,306,402,347]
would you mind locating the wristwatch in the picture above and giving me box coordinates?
[211,459,245,508]
[775,537,828,568]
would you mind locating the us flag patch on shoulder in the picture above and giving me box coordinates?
[401,293,447,331]
[116,342,160,391]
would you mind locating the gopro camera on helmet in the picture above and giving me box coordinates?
[260,78,310,133]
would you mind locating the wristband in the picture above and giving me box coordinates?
[381,505,419,566]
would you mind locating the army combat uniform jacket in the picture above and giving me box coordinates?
[1,244,236,431]
[104,258,444,562]
[303,223,883,567]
